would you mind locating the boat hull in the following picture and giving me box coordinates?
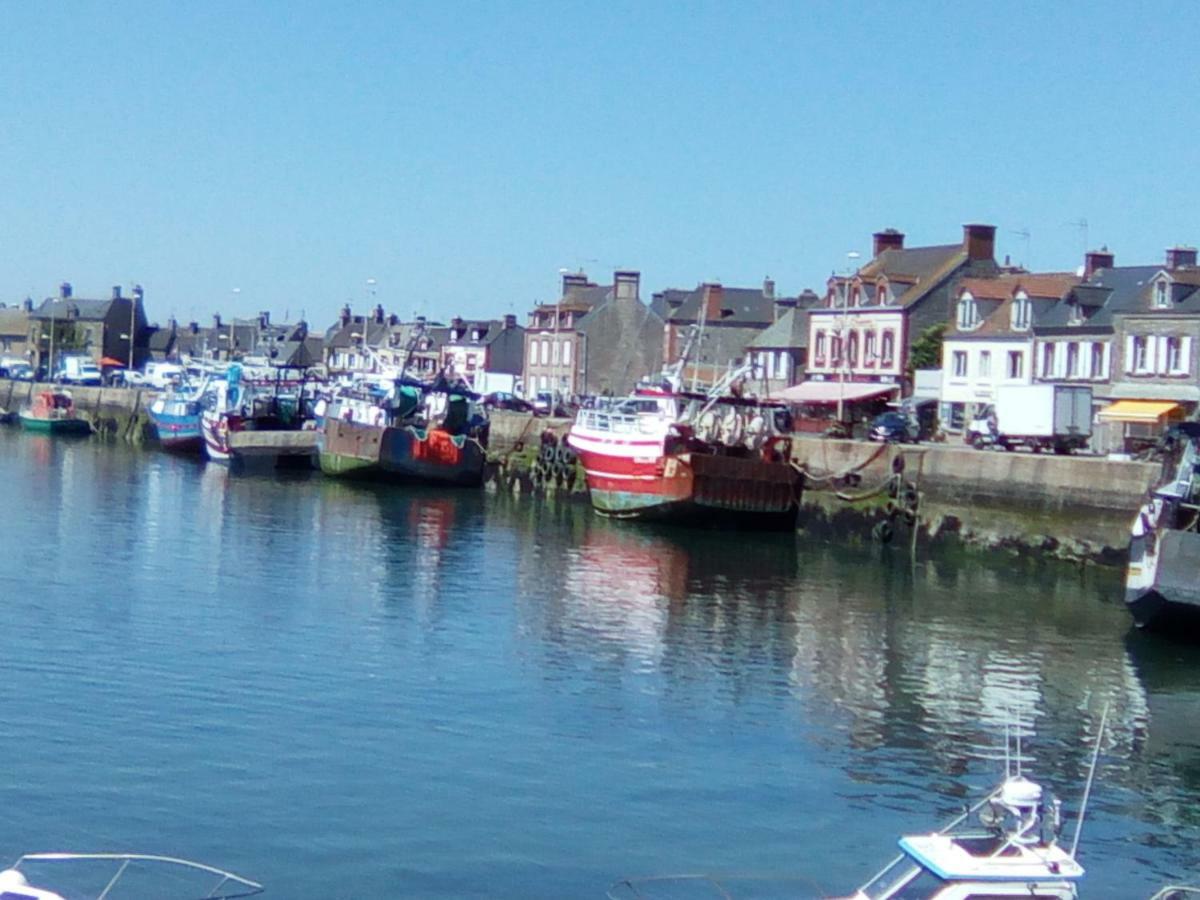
[18,414,91,435]
[319,418,485,487]
[149,410,204,454]
[1126,528,1200,633]
[574,446,802,529]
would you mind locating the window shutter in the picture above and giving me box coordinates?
[1124,335,1134,373]
[1153,335,1166,374]
[1101,343,1111,380]
[1180,337,1193,375]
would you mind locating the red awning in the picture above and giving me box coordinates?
[98,357,126,367]
[770,381,899,405]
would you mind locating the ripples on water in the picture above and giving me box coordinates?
[0,431,1197,897]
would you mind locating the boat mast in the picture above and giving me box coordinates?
[1069,702,1110,858]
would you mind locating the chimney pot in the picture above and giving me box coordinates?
[873,229,905,257]
[614,270,640,301]
[1166,246,1198,270]
[962,223,996,262]
[1084,249,1115,280]
[562,271,591,296]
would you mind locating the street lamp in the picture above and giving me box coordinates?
[836,251,862,425]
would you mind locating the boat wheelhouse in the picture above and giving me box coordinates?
[18,391,91,435]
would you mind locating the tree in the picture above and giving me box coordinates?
[907,322,946,375]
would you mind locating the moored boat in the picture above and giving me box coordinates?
[567,369,802,529]
[1126,421,1200,633]
[18,391,91,435]
[147,377,210,454]
[318,376,489,486]
[609,716,1103,900]
[201,363,318,466]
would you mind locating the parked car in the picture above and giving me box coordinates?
[870,410,920,443]
[56,356,102,386]
[483,391,535,413]
[8,364,37,381]
[532,391,553,417]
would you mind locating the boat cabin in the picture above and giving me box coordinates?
[851,776,1082,900]
[29,391,76,419]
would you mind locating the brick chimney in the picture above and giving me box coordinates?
[614,270,640,301]
[1084,248,1115,280]
[1166,246,1198,270]
[763,277,776,300]
[22,297,33,312]
[340,304,351,327]
[962,223,996,262]
[702,283,724,322]
[212,313,222,329]
[374,303,385,324]
[873,229,905,257]
[112,285,122,300]
[503,313,517,329]
[258,310,270,329]
[59,282,72,299]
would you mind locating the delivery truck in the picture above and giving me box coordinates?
[966,384,1092,454]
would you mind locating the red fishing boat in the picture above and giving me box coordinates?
[567,364,802,529]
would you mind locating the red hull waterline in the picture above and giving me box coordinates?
[576,447,802,530]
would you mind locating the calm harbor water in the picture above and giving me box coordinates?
[1,428,1197,898]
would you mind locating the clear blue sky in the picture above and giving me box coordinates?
[0,1,1195,328]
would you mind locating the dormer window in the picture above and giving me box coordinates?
[1068,301,1083,326]
[1155,279,1169,309]
[957,293,979,330]
[1011,293,1031,331]
[876,280,888,306]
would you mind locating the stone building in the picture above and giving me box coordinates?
[29,282,148,372]
[523,270,662,398]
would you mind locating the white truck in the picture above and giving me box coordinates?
[57,355,102,386]
[967,384,1093,454]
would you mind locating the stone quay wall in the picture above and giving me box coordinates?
[792,437,1159,564]
[0,378,157,441]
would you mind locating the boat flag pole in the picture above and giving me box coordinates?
[1069,700,1109,859]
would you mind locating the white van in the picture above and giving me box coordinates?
[58,355,102,386]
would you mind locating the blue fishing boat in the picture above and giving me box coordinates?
[147,377,210,454]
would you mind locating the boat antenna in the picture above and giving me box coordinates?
[1069,701,1109,859]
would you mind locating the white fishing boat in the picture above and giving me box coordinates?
[0,852,262,898]
[608,713,1106,900]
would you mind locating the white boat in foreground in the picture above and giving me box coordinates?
[608,714,1105,900]
[0,852,262,898]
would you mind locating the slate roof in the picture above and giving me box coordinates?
[32,297,114,321]
[856,244,970,307]
[666,286,777,326]
[747,308,809,349]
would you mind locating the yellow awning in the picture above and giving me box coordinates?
[1097,400,1182,423]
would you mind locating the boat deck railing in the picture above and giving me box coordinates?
[10,852,263,899]
[575,408,668,436]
